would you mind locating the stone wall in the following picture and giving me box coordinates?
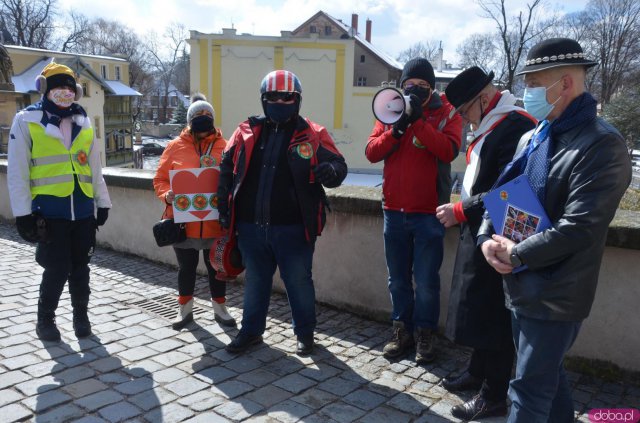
[1,161,639,371]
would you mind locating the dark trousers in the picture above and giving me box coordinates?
[468,344,515,402]
[508,311,582,423]
[173,247,226,299]
[35,217,96,312]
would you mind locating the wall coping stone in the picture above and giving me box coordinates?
[1,160,638,250]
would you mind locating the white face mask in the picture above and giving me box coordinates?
[47,88,75,108]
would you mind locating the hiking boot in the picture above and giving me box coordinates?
[226,333,263,354]
[211,301,236,327]
[172,298,193,330]
[415,327,436,364]
[383,321,414,359]
[36,312,61,342]
[72,307,92,338]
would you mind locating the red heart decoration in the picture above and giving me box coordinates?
[172,168,219,194]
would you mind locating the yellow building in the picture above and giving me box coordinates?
[3,45,141,167]
[188,12,409,173]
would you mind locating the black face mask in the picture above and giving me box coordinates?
[191,115,214,133]
[403,86,431,103]
[265,102,298,124]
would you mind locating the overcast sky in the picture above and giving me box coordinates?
[58,0,589,64]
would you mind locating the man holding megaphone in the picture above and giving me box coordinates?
[366,58,462,364]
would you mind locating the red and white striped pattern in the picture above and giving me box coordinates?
[262,70,301,93]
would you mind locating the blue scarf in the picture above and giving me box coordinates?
[41,97,84,127]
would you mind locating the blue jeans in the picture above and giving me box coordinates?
[383,210,444,331]
[508,311,582,423]
[236,222,316,339]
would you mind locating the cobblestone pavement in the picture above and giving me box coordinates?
[0,221,638,422]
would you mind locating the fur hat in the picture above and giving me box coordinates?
[35,62,83,100]
[187,93,215,124]
[400,58,436,88]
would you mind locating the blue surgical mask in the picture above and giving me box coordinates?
[523,79,562,120]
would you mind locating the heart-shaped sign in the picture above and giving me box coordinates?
[171,168,219,194]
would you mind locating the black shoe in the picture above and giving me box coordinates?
[451,395,508,420]
[36,318,61,342]
[296,335,314,355]
[73,309,92,338]
[226,334,263,354]
[442,371,483,392]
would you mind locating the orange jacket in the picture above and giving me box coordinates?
[153,128,227,239]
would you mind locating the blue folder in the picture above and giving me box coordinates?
[484,174,552,273]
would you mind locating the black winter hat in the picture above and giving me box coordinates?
[445,66,495,110]
[400,58,436,88]
[516,38,597,75]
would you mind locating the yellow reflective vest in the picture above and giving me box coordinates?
[28,123,94,199]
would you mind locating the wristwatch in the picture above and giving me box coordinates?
[510,247,523,267]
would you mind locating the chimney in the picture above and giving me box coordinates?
[351,13,358,35]
[437,41,444,72]
[366,19,372,42]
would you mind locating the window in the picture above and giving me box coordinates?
[82,82,89,97]
[324,25,332,35]
[360,55,366,63]
[357,77,367,87]
[310,25,317,33]
[94,117,101,139]
[115,66,121,81]
[100,65,107,79]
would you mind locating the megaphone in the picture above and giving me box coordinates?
[372,87,412,125]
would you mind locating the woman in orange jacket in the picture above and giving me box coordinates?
[153,94,235,329]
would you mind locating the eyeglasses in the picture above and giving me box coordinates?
[458,96,481,118]
[403,82,430,89]
[264,92,297,102]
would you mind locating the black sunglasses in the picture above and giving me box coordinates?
[264,92,296,102]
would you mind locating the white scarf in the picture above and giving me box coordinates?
[461,91,524,200]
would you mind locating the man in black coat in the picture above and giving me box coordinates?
[479,38,631,421]
[436,67,536,420]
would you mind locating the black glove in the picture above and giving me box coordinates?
[314,162,338,186]
[96,208,109,226]
[392,112,411,139]
[16,214,39,242]
[406,94,423,123]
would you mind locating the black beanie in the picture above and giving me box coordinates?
[400,58,436,88]
[46,73,77,93]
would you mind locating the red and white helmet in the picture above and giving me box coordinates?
[260,70,302,96]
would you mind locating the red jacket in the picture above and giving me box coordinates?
[366,93,462,214]
[153,128,227,239]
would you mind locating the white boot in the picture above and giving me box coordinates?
[172,299,193,330]
[212,301,236,327]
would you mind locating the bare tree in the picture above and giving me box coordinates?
[396,40,441,64]
[0,0,57,48]
[456,33,506,79]
[57,11,90,52]
[477,0,547,91]
[145,22,188,124]
[584,0,640,104]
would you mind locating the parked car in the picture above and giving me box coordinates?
[141,141,166,156]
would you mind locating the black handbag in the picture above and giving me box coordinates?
[153,218,186,247]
